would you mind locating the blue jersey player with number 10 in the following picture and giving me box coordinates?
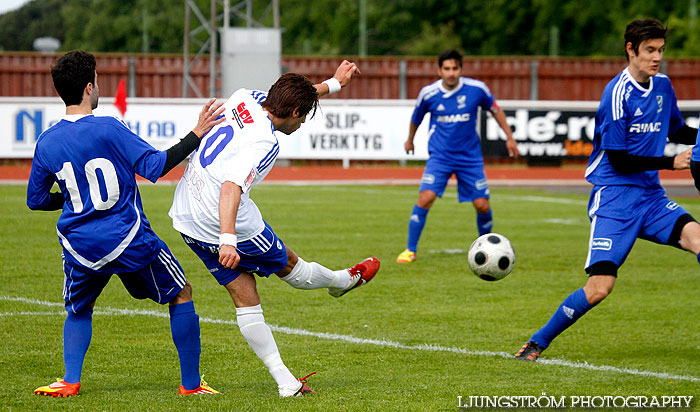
[27,50,225,396]
[396,49,518,264]
[516,19,700,362]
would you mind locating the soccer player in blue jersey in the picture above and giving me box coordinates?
[396,49,518,263]
[516,19,699,361]
[27,50,225,396]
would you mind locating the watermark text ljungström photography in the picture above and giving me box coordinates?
[457,394,694,409]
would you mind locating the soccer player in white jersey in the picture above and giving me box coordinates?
[27,50,225,396]
[396,49,518,264]
[169,61,380,397]
[516,19,700,361]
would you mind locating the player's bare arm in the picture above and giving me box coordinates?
[192,98,226,138]
[492,107,518,158]
[404,122,419,154]
[218,181,242,269]
[315,60,361,97]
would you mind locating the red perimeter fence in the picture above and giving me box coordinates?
[3,52,700,100]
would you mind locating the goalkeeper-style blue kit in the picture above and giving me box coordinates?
[584,68,690,270]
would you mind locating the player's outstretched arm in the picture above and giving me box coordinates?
[159,98,225,177]
[192,98,226,138]
[315,60,361,97]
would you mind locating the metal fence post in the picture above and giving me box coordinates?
[399,60,407,100]
[529,60,539,100]
[128,56,136,97]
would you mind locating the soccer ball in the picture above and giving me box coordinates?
[467,233,515,281]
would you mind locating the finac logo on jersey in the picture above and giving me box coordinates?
[436,113,470,123]
[629,122,661,133]
[562,306,575,319]
[633,107,643,117]
[436,104,446,111]
[656,95,663,113]
[277,240,282,250]
[666,201,679,211]
[591,238,612,250]
[625,85,633,101]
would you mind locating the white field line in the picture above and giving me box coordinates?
[2,295,698,383]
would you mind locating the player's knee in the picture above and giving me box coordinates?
[417,191,437,208]
[173,281,193,303]
[474,201,490,214]
[585,284,613,305]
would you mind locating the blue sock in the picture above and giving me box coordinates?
[169,301,201,390]
[63,309,93,384]
[696,252,700,265]
[407,205,429,252]
[530,288,593,349]
[476,210,493,236]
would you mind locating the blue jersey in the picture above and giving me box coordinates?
[412,77,494,166]
[585,68,684,188]
[27,115,167,273]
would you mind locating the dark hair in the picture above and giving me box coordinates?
[262,73,319,119]
[51,50,96,106]
[438,49,463,68]
[624,19,667,61]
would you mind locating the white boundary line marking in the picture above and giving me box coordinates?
[2,295,698,383]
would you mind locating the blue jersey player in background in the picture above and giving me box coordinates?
[516,19,700,361]
[396,49,518,263]
[27,50,225,396]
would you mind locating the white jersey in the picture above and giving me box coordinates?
[169,89,279,244]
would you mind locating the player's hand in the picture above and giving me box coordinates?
[506,138,519,158]
[192,98,226,138]
[333,60,361,88]
[404,140,415,154]
[218,244,240,269]
[673,148,692,170]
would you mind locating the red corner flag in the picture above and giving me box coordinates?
[114,78,127,117]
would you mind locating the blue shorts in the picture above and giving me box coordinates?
[585,185,690,270]
[182,222,288,286]
[419,158,489,202]
[62,239,186,314]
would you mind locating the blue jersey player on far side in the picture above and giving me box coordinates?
[516,19,699,361]
[396,49,518,263]
[27,50,225,396]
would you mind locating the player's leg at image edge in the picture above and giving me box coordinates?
[172,300,219,395]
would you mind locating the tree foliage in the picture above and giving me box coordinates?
[2,0,700,57]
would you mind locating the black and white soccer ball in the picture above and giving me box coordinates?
[467,233,515,281]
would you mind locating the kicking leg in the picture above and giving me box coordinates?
[277,247,379,297]
[473,197,493,236]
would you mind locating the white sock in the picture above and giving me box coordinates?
[280,256,351,290]
[236,305,298,389]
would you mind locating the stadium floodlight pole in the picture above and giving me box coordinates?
[210,0,217,97]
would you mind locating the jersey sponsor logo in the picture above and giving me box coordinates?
[421,173,435,184]
[629,122,661,133]
[277,240,282,250]
[633,107,643,116]
[475,178,488,190]
[436,113,471,123]
[591,238,612,250]
[244,167,257,190]
[236,102,254,124]
[457,95,466,109]
[666,201,679,210]
[656,95,663,113]
[625,85,632,101]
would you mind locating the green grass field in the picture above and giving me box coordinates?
[1,183,698,411]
